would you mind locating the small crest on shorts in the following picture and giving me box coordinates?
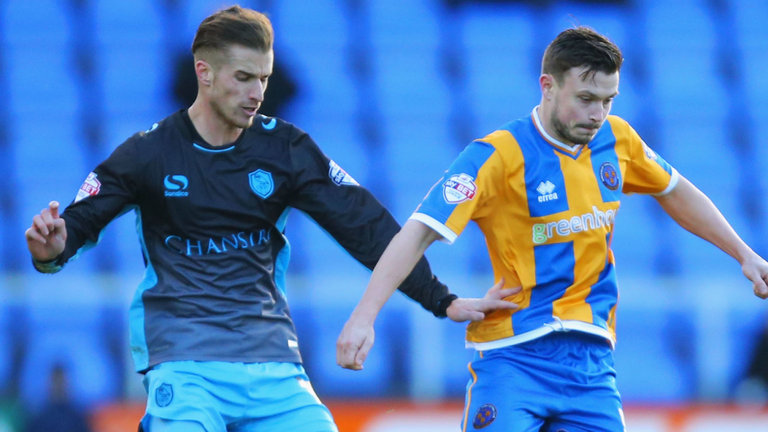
[155,383,173,407]
[472,403,497,429]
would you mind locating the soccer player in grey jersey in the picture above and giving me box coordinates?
[24,6,514,432]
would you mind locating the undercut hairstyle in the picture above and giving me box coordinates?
[541,26,623,84]
[192,5,274,59]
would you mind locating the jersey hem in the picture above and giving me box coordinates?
[465,319,615,351]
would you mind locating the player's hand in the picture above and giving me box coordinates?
[446,278,521,322]
[742,254,768,299]
[336,314,375,371]
[25,201,67,262]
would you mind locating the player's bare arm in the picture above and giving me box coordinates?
[655,175,768,298]
[25,201,67,261]
[336,220,520,370]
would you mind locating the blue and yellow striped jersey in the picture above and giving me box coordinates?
[412,108,678,349]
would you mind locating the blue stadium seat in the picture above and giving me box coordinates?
[732,0,768,117]
[546,2,632,49]
[11,114,86,227]
[614,302,697,402]
[18,301,118,410]
[440,321,476,398]
[2,0,70,48]
[367,0,446,117]
[747,119,768,209]
[92,1,170,118]
[611,197,660,278]
[4,46,79,117]
[0,306,11,392]
[726,307,768,391]
[459,3,540,134]
[92,0,162,46]
[178,0,226,46]
[643,2,723,119]
[271,0,356,121]
[368,0,441,50]
[656,120,747,276]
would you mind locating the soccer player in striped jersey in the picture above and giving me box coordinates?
[337,26,768,432]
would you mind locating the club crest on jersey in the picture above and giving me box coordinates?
[249,169,274,199]
[443,173,476,204]
[155,383,173,407]
[599,162,620,191]
[329,160,359,186]
[472,403,497,429]
[74,172,101,203]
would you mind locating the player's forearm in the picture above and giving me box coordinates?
[657,175,754,263]
[351,220,439,324]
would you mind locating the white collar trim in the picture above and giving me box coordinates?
[532,106,583,153]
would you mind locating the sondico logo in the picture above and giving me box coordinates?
[532,206,616,244]
[164,175,189,197]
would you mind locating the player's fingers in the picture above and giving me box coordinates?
[49,201,60,219]
[337,335,364,370]
[494,287,522,300]
[754,278,768,299]
[479,299,519,313]
[489,277,505,293]
[51,217,66,234]
[31,214,51,236]
[24,226,46,244]
[465,310,486,322]
[336,348,355,369]
[354,338,374,370]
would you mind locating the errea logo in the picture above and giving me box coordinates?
[536,180,558,203]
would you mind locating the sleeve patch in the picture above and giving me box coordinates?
[328,160,359,186]
[442,173,477,204]
[75,172,101,203]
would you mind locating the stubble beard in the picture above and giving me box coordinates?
[211,97,252,130]
[551,111,594,146]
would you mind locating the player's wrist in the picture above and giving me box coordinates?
[31,254,64,273]
[435,293,458,318]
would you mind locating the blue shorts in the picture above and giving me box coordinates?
[462,331,625,432]
[140,361,337,432]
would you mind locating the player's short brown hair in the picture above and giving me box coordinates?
[542,26,623,84]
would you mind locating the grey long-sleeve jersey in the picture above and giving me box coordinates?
[36,110,452,372]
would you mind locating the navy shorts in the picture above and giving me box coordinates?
[462,331,625,432]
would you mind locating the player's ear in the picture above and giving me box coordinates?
[540,74,555,100]
[195,59,213,87]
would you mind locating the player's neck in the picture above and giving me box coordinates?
[535,104,579,149]
[188,101,243,147]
